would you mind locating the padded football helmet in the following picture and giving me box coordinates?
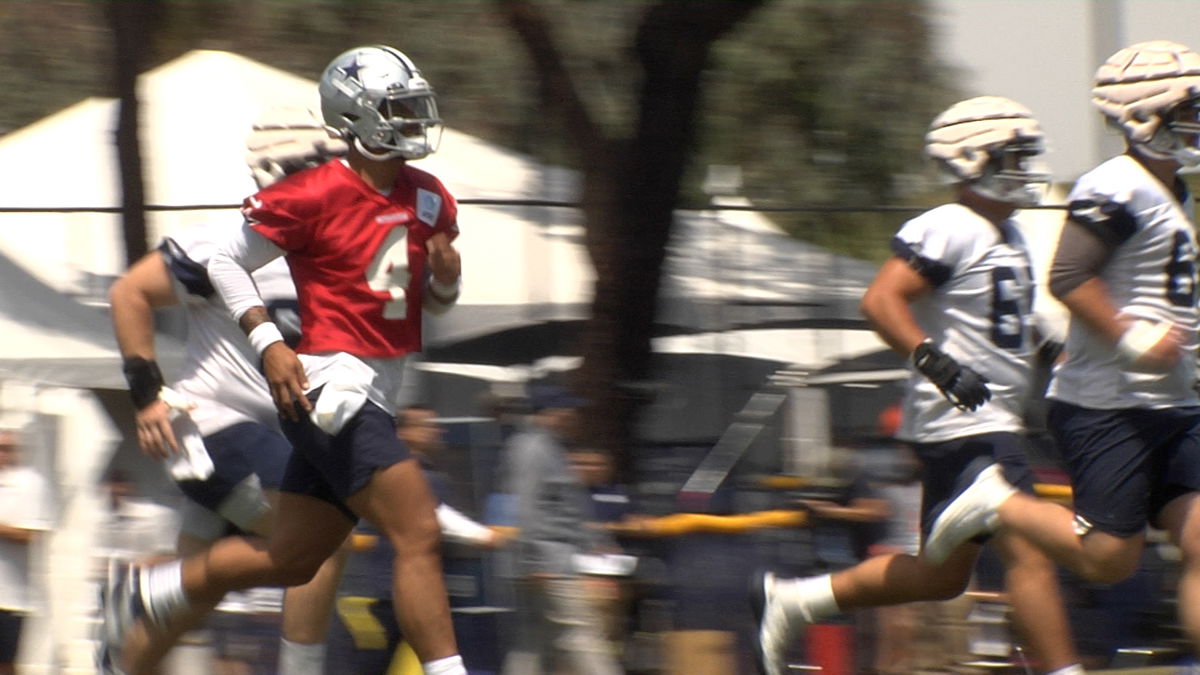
[318,45,442,161]
[925,96,1049,206]
[1092,40,1200,166]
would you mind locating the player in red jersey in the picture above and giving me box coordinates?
[98,46,467,675]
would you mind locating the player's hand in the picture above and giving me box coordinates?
[912,341,991,411]
[426,232,461,286]
[796,498,838,520]
[1138,328,1185,371]
[485,526,516,549]
[135,399,180,460]
[1118,319,1185,371]
[261,342,311,421]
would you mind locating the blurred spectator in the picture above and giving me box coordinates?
[500,385,622,675]
[0,428,52,675]
[95,467,179,566]
[863,441,937,675]
[329,404,505,673]
[568,448,632,525]
[800,448,890,571]
[567,448,639,653]
[501,384,624,672]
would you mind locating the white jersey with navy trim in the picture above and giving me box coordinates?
[1047,154,1200,409]
[161,222,298,436]
[892,203,1035,443]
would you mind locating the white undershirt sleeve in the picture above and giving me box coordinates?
[208,220,286,322]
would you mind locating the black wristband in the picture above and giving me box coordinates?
[123,357,164,410]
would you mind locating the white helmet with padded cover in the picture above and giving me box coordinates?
[925,96,1049,206]
[1092,40,1200,166]
[318,45,442,161]
[245,105,349,189]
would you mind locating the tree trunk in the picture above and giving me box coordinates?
[499,0,764,478]
[107,0,158,266]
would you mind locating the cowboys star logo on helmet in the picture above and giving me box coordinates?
[924,96,1050,207]
[318,45,443,162]
[1092,40,1200,166]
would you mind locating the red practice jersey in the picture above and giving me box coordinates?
[242,160,459,359]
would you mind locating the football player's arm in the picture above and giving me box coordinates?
[863,252,990,411]
[109,251,184,459]
[860,256,932,356]
[424,230,461,315]
[209,223,312,420]
[1051,220,1184,370]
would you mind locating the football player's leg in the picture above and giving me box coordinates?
[278,534,350,675]
[346,458,455,663]
[1157,415,1200,652]
[1162,493,1200,652]
[991,530,1081,672]
[285,400,463,674]
[996,405,1147,582]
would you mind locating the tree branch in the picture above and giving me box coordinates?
[495,0,601,157]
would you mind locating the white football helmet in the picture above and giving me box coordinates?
[318,45,442,161]
[245,105,349,189]
[1092,41,1200,166]
[925,96,1050,207]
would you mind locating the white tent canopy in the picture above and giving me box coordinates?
[0,49,884,371]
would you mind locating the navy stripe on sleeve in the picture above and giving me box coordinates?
[158,238,215,298]
[1066,199,1137,248]
[891,236,952,287]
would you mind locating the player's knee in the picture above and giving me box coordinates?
[1078,544,1140,584]
[390,509,442,556]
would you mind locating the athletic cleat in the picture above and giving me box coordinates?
[750,570,799,675]
[95,560,143,675]
[923,462,1017,565]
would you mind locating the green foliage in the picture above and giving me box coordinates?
[696,1,962,259]
[0,2,111,135]
[0,0,959,263]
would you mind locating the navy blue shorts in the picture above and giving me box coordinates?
[1047,402,1200,537]
[0,609,23,664]
[279,392,411,522]
[176,421,290,511]
[913,432,1036,542]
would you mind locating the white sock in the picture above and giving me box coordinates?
[278,638,326,675]
[139,560,189,627]
[775,574,839,622]
[1045,665,1086,675]
[422,654,467,675]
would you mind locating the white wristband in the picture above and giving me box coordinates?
[1116,320,1171,363]
[430,276,461,300]
[247,322,285,355]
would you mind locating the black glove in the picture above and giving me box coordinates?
[912,342,991,411]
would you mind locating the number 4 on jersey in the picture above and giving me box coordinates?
[365,227,411,319]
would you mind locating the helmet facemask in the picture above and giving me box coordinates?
[1139,97,1200,166]
[350,88,443,161]
[970,138,1051,207]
